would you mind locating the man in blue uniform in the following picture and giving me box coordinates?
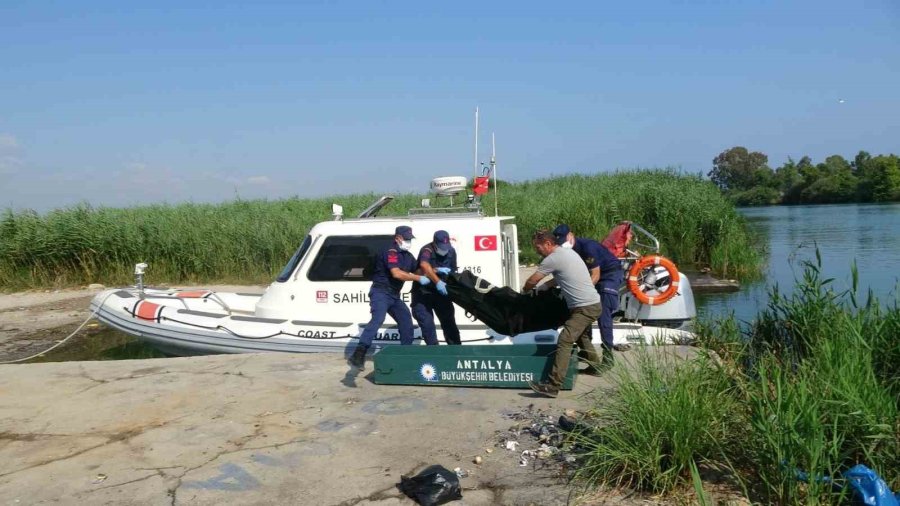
[411,230,461,345]
[348,225,431,369]
[553,224,631,356]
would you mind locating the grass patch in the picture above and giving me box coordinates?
[0,169,761,290]
[574,352,743,494]
[578,256,899,504]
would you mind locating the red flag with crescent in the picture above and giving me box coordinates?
[474,235,497,251]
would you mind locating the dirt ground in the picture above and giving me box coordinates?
[0,287,99,362]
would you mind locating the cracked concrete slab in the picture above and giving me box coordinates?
[1,342,701,505]
[0,351,645,505]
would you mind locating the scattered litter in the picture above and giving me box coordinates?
[473,456,482,465]
[398,465,463,505]
[536,444,556,459]
[484,448,493,454]
[519,450,536,467]
[91,474,107,484]
[453,467,469,478]
[494,405,596,474]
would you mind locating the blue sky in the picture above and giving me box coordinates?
[2,0,898,211]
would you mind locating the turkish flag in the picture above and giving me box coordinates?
[474,235,498,251]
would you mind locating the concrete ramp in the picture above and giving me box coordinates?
[0,352,628,505]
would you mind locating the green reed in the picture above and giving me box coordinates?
[0,170,760,289]
[573,351,743,494]
[579,257,899,504]
[494,169,761,279]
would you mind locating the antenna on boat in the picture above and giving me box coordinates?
[473,107,479,181]
[491,132,499,216]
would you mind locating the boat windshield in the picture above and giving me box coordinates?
[276,235,312,282]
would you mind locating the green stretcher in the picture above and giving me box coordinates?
[373,344,578,389]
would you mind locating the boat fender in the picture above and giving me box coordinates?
[627,255,680,306]
[133,300,164,322]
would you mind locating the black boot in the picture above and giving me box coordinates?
[348,346,367,370]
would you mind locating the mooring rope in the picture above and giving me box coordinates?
[0,291,117,365]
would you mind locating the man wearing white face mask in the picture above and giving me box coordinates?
[411,230,460,345]
[552,224,630,357]
[349,226,431,369]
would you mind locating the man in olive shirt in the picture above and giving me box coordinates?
[521,230,603,397]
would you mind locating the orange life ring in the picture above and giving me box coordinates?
[627,255,680,305]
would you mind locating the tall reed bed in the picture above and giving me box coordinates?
[496,170,760,278]
[578,258,899,504]
[0,170,759,289]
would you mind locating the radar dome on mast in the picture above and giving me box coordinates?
[429,176,468,196]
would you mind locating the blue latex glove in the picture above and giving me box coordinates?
[418,276,431,286]
[435,267,452,275]
[436,280,448,295]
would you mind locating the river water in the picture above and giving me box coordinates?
[695,203,900,324]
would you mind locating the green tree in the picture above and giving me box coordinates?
[870,155,900,202]
[779,156,815,203]
[798,155,857,203]
[853,151,872,176]
[731,186,781,206]
[709,147,772,192]
[774,158,803,201]
[853,151,877,201]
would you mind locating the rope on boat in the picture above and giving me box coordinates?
[123,306,495,343]
[0,291,117,365]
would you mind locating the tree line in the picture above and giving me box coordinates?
[708,146,900,206]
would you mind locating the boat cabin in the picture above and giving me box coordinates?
[254,198,520,329]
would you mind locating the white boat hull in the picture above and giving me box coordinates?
[91,287,695,357]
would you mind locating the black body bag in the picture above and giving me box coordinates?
[437,271,569,336]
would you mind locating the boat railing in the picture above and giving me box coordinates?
[623,222,661,261]
[407,204,483,216]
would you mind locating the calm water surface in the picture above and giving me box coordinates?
[696,203,900,323]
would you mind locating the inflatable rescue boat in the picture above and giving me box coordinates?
[90,178,696,356]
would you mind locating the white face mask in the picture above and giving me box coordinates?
[560,241,573,249]
[398,240,412,251]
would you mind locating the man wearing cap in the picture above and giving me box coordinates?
[411,230,461,345]
[553,224,630,355]
[522,230,603,397]
[553,223,631,360]
[348,225,431,369]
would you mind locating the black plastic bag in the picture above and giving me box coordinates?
[397,465,462,506]
[441,271,569,336]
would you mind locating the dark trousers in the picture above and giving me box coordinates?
[597,287,619,348]
[358,288,415,348]
[550,303,602,387]
[411,291,461,345]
